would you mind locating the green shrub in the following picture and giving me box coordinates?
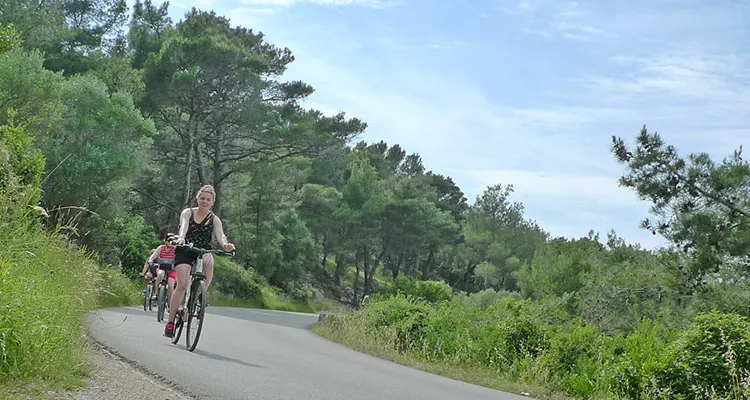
[419,301,475,362]
[360,294,429,352]
[543,321,603,397]
[287,281,315,303]
[384,275,453,304]
[97,265,141,307]
[657,311,750,399]
[211,257,263,301]
[456,288,521,310]
[600,318,674,399]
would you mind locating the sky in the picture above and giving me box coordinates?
[140,0,749,249]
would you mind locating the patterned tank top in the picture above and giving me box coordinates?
[185,208,214,249]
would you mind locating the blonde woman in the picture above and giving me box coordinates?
[164,185,235,338]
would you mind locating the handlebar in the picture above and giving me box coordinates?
[176,243,235,257]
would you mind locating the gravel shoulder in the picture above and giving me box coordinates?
[63,340,194,400]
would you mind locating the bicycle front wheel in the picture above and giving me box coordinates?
[185,279,206,352]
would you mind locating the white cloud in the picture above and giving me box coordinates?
[460,169,642,206]
[554,22,611,40]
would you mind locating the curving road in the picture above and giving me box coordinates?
[85,306,534,400]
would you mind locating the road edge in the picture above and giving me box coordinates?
[81,312,199,400]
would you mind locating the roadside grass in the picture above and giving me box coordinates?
[0,202,140,398]
[312,293,750,400]
[311,312,571,400]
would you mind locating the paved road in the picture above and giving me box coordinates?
[86,306,534,400]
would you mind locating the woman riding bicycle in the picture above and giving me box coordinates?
[146,233,179,305]
[164,184,235,338]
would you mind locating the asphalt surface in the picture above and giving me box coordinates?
[86,306,534,400]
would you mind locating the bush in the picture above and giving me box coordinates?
[599,318,674,399]
[382,275,452,304]
[97,265,141,307]
[360,294,429,352]
[211,257,263,301]
[456,288,521,310]
[657,311,750,399]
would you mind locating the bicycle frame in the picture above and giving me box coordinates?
[179,255,206,314]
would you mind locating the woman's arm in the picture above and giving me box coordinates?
[175,208,191,244]
[141,247,160,274]
[212,215,235,250]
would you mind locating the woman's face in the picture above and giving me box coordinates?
[197,191,214,210]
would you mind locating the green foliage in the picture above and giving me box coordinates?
[455,288,522,310]
[381,275,453,304]
[657,311,750,399]
[92,215,160,273]
[518,237,600,300]
[612,127,750,283]
[0,17,22,54]
[0,118,45,203]
[212,257,264,301]
[210,257,317,313]
[318,287,750,400]
[0,192,137,390]
[40,74,154,211]
[0,48,64,133]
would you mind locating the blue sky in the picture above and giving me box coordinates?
[144,0,749,249]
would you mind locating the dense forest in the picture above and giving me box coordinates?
[1,1,749,399]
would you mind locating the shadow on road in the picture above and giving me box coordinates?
[192,349,266,369]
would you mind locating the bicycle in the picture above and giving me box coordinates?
[170,243,234,352]
[155,259,174,322]
[142,272,156,312]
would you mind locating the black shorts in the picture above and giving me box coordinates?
[149,264,158,277]
[174,247,200,267]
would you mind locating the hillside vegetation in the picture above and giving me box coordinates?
[0,2,748,400]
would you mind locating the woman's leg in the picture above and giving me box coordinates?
[155,269,165,298]
[167,271,177,302]
[167,278,175,302]
[203,254,214,291]
[166,263,190,329]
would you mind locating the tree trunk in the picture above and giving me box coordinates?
[362,245,371,294]
[255,192,262,234]
[353,250,361,306]
[192,141,206,185]
[421,248,434,279]
[391,250,404,279]
[334,253,345,286]
[212,127,224,217]
[321,232,329,273]
[182,139,194,208]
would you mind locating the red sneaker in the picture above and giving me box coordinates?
[164,322,175,338]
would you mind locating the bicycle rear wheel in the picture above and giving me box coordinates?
[157,285,167,322]
[143,285,151,311]
[185,280,206,352]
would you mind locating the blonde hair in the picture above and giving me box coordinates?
[196,184,216,200]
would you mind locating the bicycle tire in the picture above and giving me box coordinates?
[171,310,184,344]
[143,285,151,311]
[185,280,206,352]
[157,285,167,322]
